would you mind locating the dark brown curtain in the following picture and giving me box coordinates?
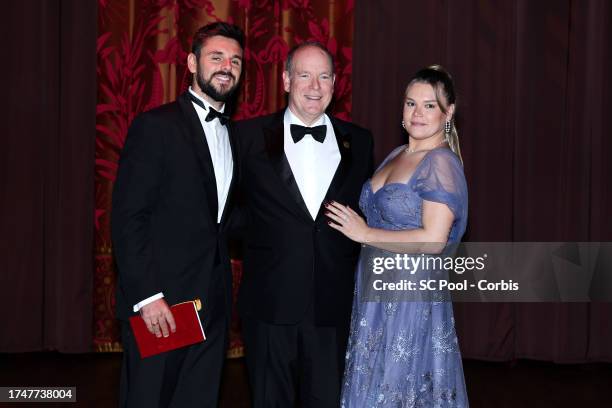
[0,0,96,352]
[353,0,612,362]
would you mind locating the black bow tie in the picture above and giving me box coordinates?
[189,93,230,126]
[290,124,327,143]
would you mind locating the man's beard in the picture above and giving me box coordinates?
[196,65,238,103]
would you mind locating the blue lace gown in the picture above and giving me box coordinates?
[341,147,469,408]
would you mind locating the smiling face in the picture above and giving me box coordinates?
[187,35,243,105]
[403,82,454,141]
[282,46,335,126]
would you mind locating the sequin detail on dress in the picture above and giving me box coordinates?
[341,147,469,407]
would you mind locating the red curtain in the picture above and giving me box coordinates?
[94,0,355,353]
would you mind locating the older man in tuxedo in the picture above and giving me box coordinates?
[112,22,244,407]
[236,42,374,407]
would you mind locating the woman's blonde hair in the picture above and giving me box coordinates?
[406,64,462,163]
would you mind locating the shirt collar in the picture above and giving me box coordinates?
[284,107,326,127]
[188,86,225,113]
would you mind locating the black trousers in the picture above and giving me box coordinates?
[242,306,349,408]
[119,271,228,408]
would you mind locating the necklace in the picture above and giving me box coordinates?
[405,139,446,154]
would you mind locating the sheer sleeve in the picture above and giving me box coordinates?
[413,149,468,223]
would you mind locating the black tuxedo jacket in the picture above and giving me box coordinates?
[112,92,236,321]
[235,111,373,326]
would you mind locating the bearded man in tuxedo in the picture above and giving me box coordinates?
[112,22,244,408]
[235,42,374,407]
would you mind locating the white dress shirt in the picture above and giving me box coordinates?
[133,87,234,312]
[283,108,340,220]
[188,87,233,223]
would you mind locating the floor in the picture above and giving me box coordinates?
[1,353,611,407]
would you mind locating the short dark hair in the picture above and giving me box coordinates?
[191,22,245,59]
[284,41,334,74]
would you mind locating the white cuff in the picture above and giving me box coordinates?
[133,292,164,312]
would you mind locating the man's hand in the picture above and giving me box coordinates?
[140,299,176,338]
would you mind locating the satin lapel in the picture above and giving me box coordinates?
[263,115,313,223]
[177,92,218,226]
[219,122,238,226]
[318,118,353,221]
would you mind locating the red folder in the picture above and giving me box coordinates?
[129,299,206,358]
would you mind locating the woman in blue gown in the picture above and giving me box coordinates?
[326,65,469,407]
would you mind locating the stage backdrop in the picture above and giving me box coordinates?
[353,0,612,362]
[94,0,355,354]
[0,0,95,353]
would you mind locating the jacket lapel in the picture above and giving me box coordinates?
[322,118,353,203]
[177,92,218,226]
[219,123,238,226]
[264,113,313,223]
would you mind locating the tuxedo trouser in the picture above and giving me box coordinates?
[119,266,228,408]
[242,305,348,408]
